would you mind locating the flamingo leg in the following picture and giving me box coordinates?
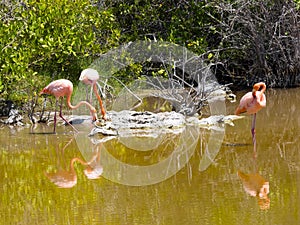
[96,82,106,99]
[53,99,58,133]
[251,113,257,159]
[89,87,93,104]
[85,86,90,103]
[58,98,78,132]
[93,83,107,120]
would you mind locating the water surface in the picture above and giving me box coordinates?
[0,88,299,224]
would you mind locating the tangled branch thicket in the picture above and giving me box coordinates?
[210,0,300,88]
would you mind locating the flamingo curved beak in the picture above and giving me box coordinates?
[92,112,98,122]
[90,107,98,122]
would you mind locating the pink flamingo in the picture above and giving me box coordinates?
[79,68,107,120]
[235,82,266,157]
[40,79,98,133]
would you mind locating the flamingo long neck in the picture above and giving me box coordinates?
[66,93,96,112]
[252,89,258,98]
[252,83,266,98]
[70,157,88,171]
[258,83,266,94]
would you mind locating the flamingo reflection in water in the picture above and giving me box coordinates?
[236,145,270,210]
[45,144,103,188]
[82,147,103,180]
[79,68,107,120]
[237,170,270,210]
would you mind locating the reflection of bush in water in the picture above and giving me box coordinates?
[133,96,172,113]
[103,132,182,166]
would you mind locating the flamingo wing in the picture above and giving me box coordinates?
[40,79,73,98]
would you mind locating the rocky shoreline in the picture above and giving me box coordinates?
[0,99,24,126]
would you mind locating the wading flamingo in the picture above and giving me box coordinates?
[40,79,98,133]
[79,68,107,120]
[235,82,266,157]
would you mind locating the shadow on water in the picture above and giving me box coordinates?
[0,88,299,224]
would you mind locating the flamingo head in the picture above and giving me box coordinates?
[252,82,266,92]
[80,68,99,86]
[90,107,98,122]
[252,82,266,97]
[39,88,49,95]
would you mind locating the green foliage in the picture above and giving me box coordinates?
[102,0,214,87]
[109,0,211,53]
[295,0,300,8]
[1,0,299,104]
[109,0,300,88]
[0,0,120,102]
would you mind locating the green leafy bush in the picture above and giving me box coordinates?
[0,0,120,102]
[108,0,211,54]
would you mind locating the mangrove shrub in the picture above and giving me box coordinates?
[0,0,120,102]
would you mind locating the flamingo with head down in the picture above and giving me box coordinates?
[40,79,98,133]
[79,68,107,120]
